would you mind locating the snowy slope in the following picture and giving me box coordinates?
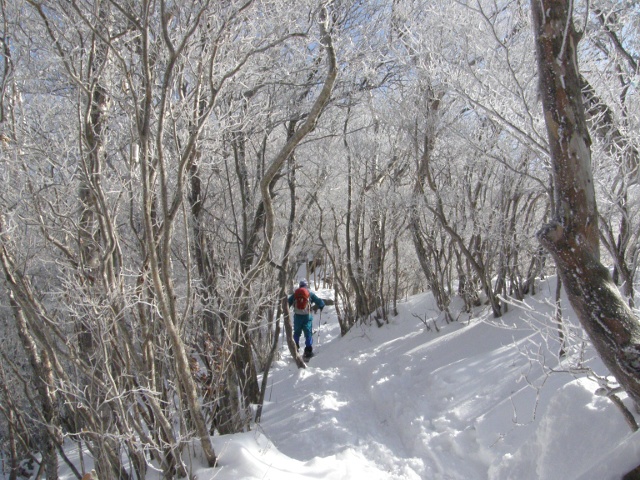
[33,278,640,479]
[211,279,640,480]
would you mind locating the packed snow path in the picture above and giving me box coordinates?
[42,281,640,479]
[210,282,640,480]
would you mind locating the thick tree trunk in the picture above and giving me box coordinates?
[532,0,640,406]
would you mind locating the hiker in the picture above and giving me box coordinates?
[288,280,325,358]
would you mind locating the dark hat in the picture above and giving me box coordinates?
[299,280,308,288]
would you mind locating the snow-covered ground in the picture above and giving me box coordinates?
[29,277,640,479]
[210,277,640,480]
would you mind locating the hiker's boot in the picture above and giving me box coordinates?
[303,346,313,358]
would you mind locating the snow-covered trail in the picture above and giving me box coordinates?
[253,286,640,480]
[262,316,425,478]
[183,280,640,480]
[31,280,640,480]
[259,292,545,479]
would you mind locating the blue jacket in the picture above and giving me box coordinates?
[288,288,325,319]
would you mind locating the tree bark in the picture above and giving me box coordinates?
[532,0,640,407]
[258,5,336,368]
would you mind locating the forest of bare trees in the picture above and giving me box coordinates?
[0,0,638,478]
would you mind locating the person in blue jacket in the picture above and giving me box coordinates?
[288,279,325,357]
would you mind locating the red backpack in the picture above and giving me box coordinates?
[293,287,310,314]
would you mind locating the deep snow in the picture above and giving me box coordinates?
[18,277,640,479]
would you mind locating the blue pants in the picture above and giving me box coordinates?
[293,314,313,348]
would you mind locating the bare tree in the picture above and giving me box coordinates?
[532,0,640,410]
[0,0,340,476]
[578,3,640,307]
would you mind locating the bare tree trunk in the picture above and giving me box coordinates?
[343,112,372,321]
[316,208,356,335]
[0,7,60,477]
[410,89,461,320]
[135,28,218,470]
[0,366,21,480]
[532,0,640,407]
[0,225,61,479]
[279,124,307,369]
[392,235,400,317]
[258,5,336,365]
[255,163,300,413]
[554,273,566,358]
[581,75,638,307]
